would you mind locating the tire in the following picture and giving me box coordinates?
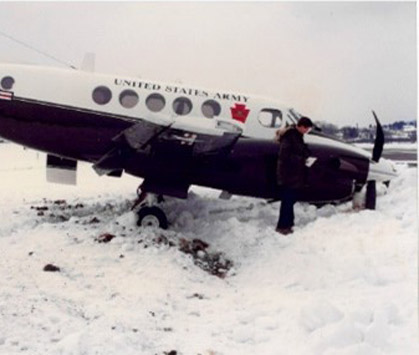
[136,206,168,229]
[365,181,376,210]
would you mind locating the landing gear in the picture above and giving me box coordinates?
[137,206,168,229]
[365,181,376,210]
[132,187,168,229]
[352,182,378,210]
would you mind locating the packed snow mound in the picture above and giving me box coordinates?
[0,144,417,354]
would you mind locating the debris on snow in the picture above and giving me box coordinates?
[43,264,61,272]
[89,217,101,224]
[178,238,233,278]
[95,233,116,243]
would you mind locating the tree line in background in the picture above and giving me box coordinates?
[316,120,417,143]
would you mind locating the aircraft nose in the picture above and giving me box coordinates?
[367,158,398,182]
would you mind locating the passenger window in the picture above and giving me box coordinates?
[258,109,283,128]
[201,100,221,118]
[1,76,14,90]
[119,89,139,108]
[173,97,192,115]
[146,93,166,112]
[92,86,112,105]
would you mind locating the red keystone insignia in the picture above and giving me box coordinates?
[230,103,250,123]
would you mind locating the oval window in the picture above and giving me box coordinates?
[146,93,166,112]
[119,89,139,108]
[173,97,192,115]
[1,76,15,90]
[92,86,112,105]
[258,109,283,128]
[201,100,221,118]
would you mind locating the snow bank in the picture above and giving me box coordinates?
[0,144,417,354]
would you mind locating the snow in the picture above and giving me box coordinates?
[0,143,417,355]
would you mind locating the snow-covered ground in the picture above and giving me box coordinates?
[0,143,417,355]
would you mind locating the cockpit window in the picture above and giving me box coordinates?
[1,76,14,90]
[288,108,301,124]
[258,109,283,128]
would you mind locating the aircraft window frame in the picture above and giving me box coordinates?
[288,108,301,124]
[173,97,192,116]
[1,76,14,90]
[201,100,221,119]
[258,108,283,128]
[92,86,112,105]
[146,93,166,112]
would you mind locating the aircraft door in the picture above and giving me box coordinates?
[243,107,285,139]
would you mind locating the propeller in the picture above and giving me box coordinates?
[365,111,384,210]
[371,111,384,163]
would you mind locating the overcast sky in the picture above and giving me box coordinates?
[0,1,416,126]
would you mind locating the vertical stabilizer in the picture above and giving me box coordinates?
[81,52,95,72]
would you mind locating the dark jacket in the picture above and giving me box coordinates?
[276,125,309,189]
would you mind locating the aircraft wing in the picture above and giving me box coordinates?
[93,120,241,176]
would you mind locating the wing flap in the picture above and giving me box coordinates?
[46,154,77,185]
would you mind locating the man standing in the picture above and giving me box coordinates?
[276,117,313,235]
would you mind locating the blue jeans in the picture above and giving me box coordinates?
[277,186,297,229]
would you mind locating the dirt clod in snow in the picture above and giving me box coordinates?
[95,233,116,243]
[179,238,233,278]
[89,217,101,224]
[43,264,60,272]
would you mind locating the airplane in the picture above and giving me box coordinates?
[0,62,397,229]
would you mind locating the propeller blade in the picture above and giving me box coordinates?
[372,110,384,162]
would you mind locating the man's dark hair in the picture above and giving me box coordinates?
[297,116,314,128]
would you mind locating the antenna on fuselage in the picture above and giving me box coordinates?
[0,29,77,70]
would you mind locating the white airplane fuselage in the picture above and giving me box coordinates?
[0,63,397,203]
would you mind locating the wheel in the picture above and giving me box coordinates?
[136,206,168,229]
